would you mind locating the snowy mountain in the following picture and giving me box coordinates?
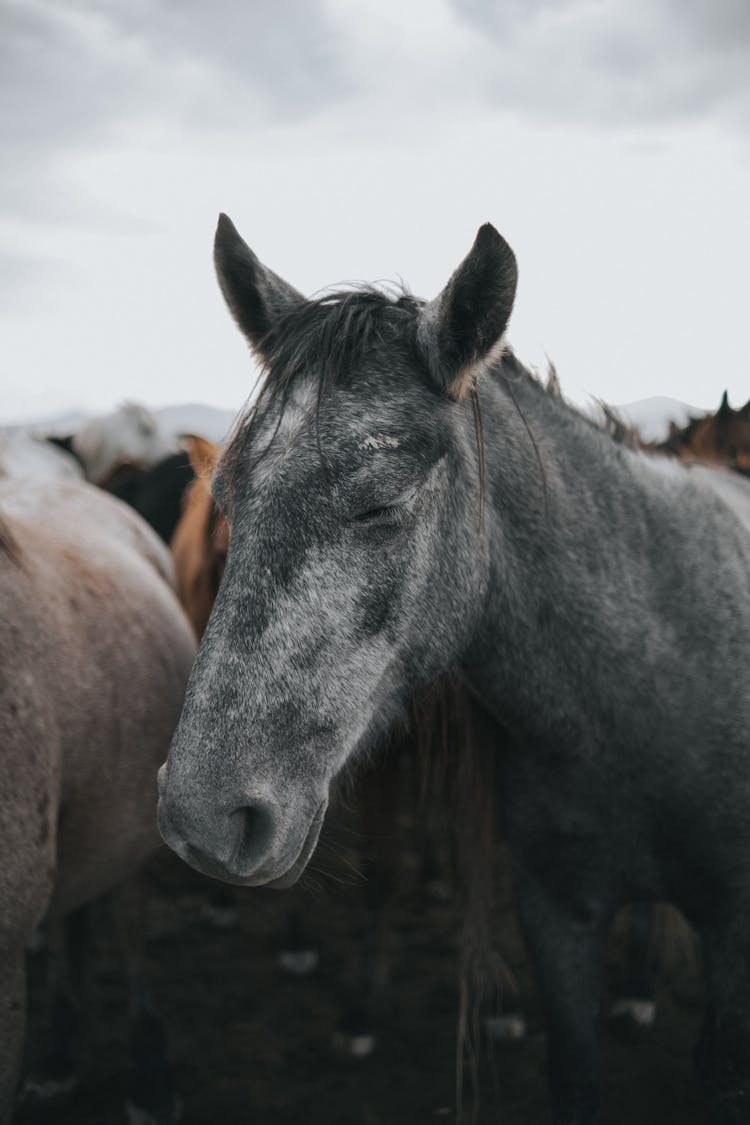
[2,403,238,444]
[592,396,705,443]
[151,403,238,443]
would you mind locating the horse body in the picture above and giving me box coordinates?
[0,479,195,1118]
[470,381,750,867]
[0,432,84,482]
[159,216,750,1123]
[470,397,750,1121]
[467,378,750,907]
[170,436,229,638]
[72,402,178,485]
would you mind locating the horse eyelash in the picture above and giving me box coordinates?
[352,503,405,525]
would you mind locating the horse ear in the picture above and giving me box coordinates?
[718,390,732,418]
[182,434,219,479]
[417,223,517,401]
[740,398,750,419]
[214,213,303,356]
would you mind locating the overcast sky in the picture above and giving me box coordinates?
[2,0,749,423]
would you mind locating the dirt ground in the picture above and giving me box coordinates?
[18,809,710,1125]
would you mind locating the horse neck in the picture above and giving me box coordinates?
[464,369,692,743]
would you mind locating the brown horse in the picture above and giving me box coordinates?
[660,390,750,472]
[0,478,195,1122]
[170,435,229,639]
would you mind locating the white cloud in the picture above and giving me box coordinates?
[450,0,750,130]
[1,0,748,420]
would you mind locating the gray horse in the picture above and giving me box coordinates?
[159,214,750,1124]
[0,479,195,1121]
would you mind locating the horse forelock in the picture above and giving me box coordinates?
[262,285,422,390]
[215,287,423,496]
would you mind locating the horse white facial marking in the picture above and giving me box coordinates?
[256,548,396,758]
[186,541,396,779]
[359,434,401,451]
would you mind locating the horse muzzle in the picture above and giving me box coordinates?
[156,764,327,887]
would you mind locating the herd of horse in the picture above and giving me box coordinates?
[2,215,750,1124]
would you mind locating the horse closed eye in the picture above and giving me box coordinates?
[351,504,403,525]
[350,482,422,526]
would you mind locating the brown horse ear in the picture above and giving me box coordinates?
[182,434,219,479]
[214,214,303,357]
[718,390,732,418]
[417,223,517,401]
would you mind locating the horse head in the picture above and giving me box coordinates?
[158,214,517,886]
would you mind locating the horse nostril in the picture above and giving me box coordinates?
[229,800,277,870]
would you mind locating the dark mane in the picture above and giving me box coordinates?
[261,286,422,395]
[218,286,423,491]
[590,399,645,449]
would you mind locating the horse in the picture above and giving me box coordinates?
[103,449,197,546]
[0,431,84,482]
[67,402,178,486]
[167,427,667,1055]
[0,477,195,1123]
[170,436,230,638]
[158,214,750,1124]
[659,391,750,473]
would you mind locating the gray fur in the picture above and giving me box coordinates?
[159,217,750,1123]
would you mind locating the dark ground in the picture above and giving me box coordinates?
[18,810,709,1125]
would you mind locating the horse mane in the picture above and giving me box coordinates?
[261,286,423,392]
[591,400,646,450]
[409,678,513,1111]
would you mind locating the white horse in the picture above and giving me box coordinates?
[0,432,84,482]
[72,403,178,485]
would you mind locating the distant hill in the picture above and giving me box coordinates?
[151,403,238,443]
[593,396,705,443]
[2,402,238,444]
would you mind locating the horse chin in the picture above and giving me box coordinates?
[261,800,327,889]
[227,802,325,888]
